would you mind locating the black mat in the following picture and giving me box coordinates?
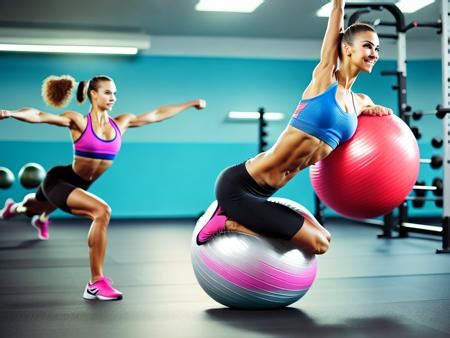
[0,217,449,338]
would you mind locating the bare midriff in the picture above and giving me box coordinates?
[245,126,333,189]
[72,156,113,181]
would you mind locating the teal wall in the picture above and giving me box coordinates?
[0,54,443,218]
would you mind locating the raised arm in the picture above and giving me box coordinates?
[0,107,79,127]
[116,99,206,129]
[315,0,345,75]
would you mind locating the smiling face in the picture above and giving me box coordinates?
[342,30,380,74]
[90,80,117,111]
[350,31,380,73]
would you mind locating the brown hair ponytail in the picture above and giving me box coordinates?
[76,80,89,104]
[76,75,113,104]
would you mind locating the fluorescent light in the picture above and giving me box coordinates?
[316,0,360,17]
[316,2,333,17]
[0,44,138,55]
[395,0,435,13]
[0,28,150,55]
[228,111,285,121]
[195,0,264,13]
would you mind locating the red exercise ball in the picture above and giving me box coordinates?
[310,114,419,219]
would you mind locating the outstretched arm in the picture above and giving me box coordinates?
[308,0,345,88]
[357,94,392,116]
[319,0,345,67]
[0,108,75,127]
[117,99,206,129]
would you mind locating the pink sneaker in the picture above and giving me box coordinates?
[196,201,227,245]
[83,276,123,301]
[31,215,50,240]
[1,198,16,220]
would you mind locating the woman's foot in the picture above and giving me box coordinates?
[31,215,50,240]
[0,199,16,220]
[82,276,123,301]
[196,201,227,245]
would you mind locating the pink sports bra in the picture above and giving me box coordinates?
[73,113,122,160]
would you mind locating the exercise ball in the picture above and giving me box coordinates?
[310,114,419,218]
[191,198,317,310]
[18,163,46,189]
[0,167,15,189]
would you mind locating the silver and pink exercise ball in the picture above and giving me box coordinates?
[191,197,317,310]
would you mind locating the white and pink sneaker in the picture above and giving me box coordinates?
[83,276,123,301]
[196,201,228,245]
[0,198,16,220]
[31,215,49,240]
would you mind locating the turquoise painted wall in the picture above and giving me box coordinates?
[0,54,443,218]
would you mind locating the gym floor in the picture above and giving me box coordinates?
[0,217,449,338]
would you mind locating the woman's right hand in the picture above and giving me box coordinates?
[0,109,12,120]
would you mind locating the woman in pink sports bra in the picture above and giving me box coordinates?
[0,75,206,301]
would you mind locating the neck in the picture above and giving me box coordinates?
[90,107,109,124]
[335,65,359,90]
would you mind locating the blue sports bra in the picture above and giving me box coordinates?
[289,82,358,149]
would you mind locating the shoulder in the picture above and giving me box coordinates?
[112,113,136,131]
[303,68,336,99]
[113,113,135,125]
[355,93,373,105]
[62,110,84,120]
[62,111,86,130]
[114,113,135,122]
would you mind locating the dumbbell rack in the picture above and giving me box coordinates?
[439,0,450,252]
[395,0,449,253]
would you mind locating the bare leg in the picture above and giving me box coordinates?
[12,193,56,217]
[289,220,330,255]
[8,193,56,223]
[65,188,111,282]
[225,218,330,255]
[304,216,331,243]
[225,219,258,236]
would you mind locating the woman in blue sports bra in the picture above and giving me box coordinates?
[197,0,392,254]
[0,75,205,300]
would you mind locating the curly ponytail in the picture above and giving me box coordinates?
[41,75,76,108]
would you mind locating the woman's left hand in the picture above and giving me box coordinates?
[360,105,393,116]
[194,99,207,110]
[0,109,12,120]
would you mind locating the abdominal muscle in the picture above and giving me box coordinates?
[72,156,113,181]
[246,126,333,189]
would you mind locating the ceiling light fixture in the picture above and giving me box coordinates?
[316,0,363,17]
[195,0,264,13]
[395,0,435,13]
[0,28,150,55]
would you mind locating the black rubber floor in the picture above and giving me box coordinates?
[0,217,449,338]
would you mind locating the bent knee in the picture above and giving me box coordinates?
[92,203,112,223]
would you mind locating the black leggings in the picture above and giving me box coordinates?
[215,162,304,240]
[35,165,93,213]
